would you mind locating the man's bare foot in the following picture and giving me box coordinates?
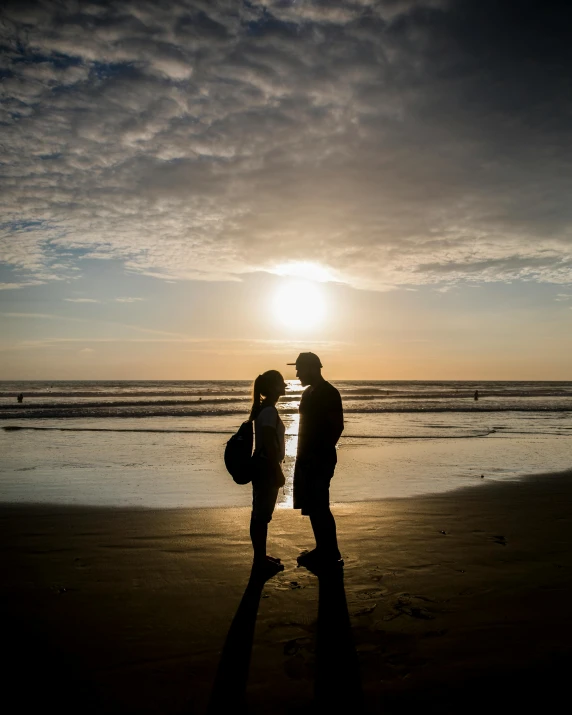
[296,549,318,566]
[297,549,343,572]
[253,556,284,575]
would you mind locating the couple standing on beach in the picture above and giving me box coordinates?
[249,352,344,577]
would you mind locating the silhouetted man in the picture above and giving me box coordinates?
[288,352,344,570]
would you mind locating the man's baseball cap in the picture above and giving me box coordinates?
[287,352,323,368]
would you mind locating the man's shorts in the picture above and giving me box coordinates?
[293,458,336,516]
[251,481,280,523]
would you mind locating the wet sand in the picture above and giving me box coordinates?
[2,470,572,713]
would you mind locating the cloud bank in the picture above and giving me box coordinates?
[1,0,572,290]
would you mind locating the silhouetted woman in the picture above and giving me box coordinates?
[249,370,286,574]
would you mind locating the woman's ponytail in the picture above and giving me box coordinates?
[249,369,284,421]
[249,374,263,421]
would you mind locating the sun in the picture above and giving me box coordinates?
[273,279,326,330]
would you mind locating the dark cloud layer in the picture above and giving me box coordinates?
[1,0,572,289]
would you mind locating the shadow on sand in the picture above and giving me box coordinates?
[313,564,364,712]
[207,561,363,714]
[206,564,271,714]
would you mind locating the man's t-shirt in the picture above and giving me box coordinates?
[296,380,343,465]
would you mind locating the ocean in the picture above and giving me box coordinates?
[1,380,571,508]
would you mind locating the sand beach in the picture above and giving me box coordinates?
[2,468,572,713]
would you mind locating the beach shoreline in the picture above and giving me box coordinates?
[2,468,572,713]
[3,425,571,508]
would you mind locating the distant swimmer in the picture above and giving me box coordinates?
[474,390,479,401]
[17,393,23,403]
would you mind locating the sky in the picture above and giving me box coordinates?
[1,0,572,380]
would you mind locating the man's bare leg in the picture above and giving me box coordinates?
[309,508,341,560]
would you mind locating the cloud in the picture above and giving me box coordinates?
[65,298,101,303]
[63,296,144,303]
[0,335,343,354]
[1,311,188,337]
[0,281,44,290]
[2,312,83,320]
[1,1,572,291]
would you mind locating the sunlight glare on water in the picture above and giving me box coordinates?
[277,412,299,509]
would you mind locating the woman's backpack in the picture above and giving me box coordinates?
[224,420,254,484]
